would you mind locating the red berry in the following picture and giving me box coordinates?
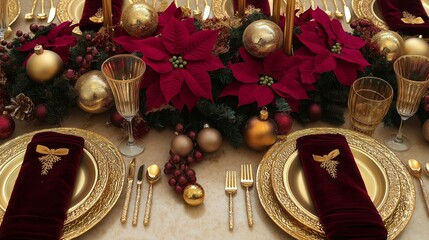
[64,69,75,79]
[178,176,188,186]
[19,37,25,43]
[30,23,38,33]
[173,169,181,177]
[194,150,203,162]
[175,123,185,133]
[187,130,197,141]
[163,168,170,175]
[175,185,183,194]
[423,95,429,104]
[23,33,30,39]
[165,162,173,171]
[85,54,93,63]
[1,54,9,62]
[424,103,429,112]
[76,56,83,65]
[104,46,110,52]
[186,169,195,178]
[6,42,12,49]
[79,67,88,74]
[111,47,116,52]
[186,156,195,164]
[85,34,92,41]
[1,40,6,46]
[91,49,99,56]
[0,46,4,52]
[16,30,22,37]
[81,60,90,68]
[168,178,177,187]
[172,154,181,164]
[308,103,322,122]
[38,25,45,31]
[189,176,197,184]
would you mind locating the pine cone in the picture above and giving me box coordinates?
[5,93,35,121]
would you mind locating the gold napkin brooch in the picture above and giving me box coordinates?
[312,149,340,178]
[401,11,425,24]
[36,145,69,175]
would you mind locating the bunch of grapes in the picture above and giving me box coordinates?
[164,123,204,194]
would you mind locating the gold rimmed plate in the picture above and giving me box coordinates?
[271,128,400,233]
[7,0,20,26]
[352,0,429,30]
[256,127,415,240]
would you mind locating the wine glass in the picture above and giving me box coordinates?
[385,55,429,152]
[101,54,146,157]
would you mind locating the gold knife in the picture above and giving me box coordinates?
[132,164,144,226]
[47,0,56,23]
[202,0,210,20]
[121,158,136,223]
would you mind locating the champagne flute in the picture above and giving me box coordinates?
[385,55,429,152]
[101,54,146,157]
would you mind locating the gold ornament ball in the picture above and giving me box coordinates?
[26,45,63,83]
[197,124,222,153]
[171,134,194,157]
[422,119,429,143]
[371,30,405,61]
[121,2,159,38]
[74,70,114,114]
[404,36,429,57]
[244,109,278,151]
[242,20,284,58]
[183,183,205,206]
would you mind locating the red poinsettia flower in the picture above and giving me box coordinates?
[220,47,308,112]
[295,8,369,86]
[157,2,196,35]
[115,18,224,112]
[17,21,77,64]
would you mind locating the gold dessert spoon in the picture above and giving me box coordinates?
[143,164,161,226]
[322,0,332,17]
[25,0,38,20]
[408,159,429,213]
[37,0,48,20]
[332,0,343,19]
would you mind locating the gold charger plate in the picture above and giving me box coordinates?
[213,0,301,18]
[352,0,429,30]
[57,0,132,35]
[271,128,400,233]
[7,0,20,26]
[0,128,124,239]
[256,127,416,240]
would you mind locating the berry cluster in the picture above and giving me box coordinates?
[164,124,204,194]
[0,25,37,64]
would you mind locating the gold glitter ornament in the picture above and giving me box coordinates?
[243,108,278,151]
[121,2,159,38]
[370,30,405,62]
[183,183,205,206]
[242,20,284,58]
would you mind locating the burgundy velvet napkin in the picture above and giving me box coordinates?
[378,0,429,37]
[0,132,84,240]
[233,0,271,16]
[79,0,124,32]
[296,134,387,240]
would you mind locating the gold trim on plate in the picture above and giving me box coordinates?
[256,128,415,240]
[7,0,20,26]
[271,128,401,233]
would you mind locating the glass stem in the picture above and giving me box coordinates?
[127,119,135,145]
[395,119,405,143]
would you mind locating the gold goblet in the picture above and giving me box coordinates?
[385,55,429,151]
[101,54,146,157]
[348,77,393,135]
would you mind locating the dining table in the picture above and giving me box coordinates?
[1,0,429,239]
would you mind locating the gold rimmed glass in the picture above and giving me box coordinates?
[101,54,146,157]
[385,55,429,152]
[348,76,393,135]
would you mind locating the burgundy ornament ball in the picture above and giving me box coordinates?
[35,104,48,122]
[0,114,15,139]
[308,103,322,122]
[274,112,293,135]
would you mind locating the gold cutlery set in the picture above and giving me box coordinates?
[224,164,254,230]
[408,159,429,213]
[25,0,56,23]
[298,0,351,23]
[121,158,161,226]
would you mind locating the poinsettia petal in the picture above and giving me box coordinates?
[170,95,185,112]
[143,56,173,74]
[273,78,308,100]
[230,62,261,83]
[296,26,328,55]
[237,84,258,106]
[145,81,168,112]
[179,84,200,111]
[162,18,189,55]
[114,36,142,53]
[263,49,289,76]
[160,70,184,102]
[331,20,366,49]
[298,59,317,84]
[333,61,358,86]
[182,18,198,35]
[219,82,241,97]
[184,30,219,61]
[334,48,370,67]
[135,37,169,60]
[140,67,160,89]
[17,36,48,52]
[182,68,213,101]
[47,21,73,39]
[284,97,301,112]
[253,86,275,107]
[239,47,260,64]
[311,8,336,46]
[187,56,225,72]
[313,52,336,73]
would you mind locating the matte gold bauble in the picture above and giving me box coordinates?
[183,183,205,206]
[242,20,284,58]
[197,123,222,153]
[404,36,429,57]
[171,134,194,157]
[26,45,63,83]
[244,108,278,151]
[74,70,114,114]
[121,2,159,38]
[370,30,404,61]
[422,119,429,143]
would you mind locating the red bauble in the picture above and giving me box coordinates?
[274,112,293,135]
[35,104,48,122]
[110,110,124,128]
[0,114,15,139]
[308,103,322,122]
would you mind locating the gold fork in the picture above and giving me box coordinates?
[225,170,237,231]
[241,164,254,227]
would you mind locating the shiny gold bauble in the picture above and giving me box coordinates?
[371,30,405,62]
[183,183,205,206]
[171,134,194,157]
[404,36,429,57]
[242,20,284,58]
[197,124,222,153]
[26,45,63,83]
[121,2,159,38]
[244,108,278,151]
[422,119,429,143]
[74,70,114,114]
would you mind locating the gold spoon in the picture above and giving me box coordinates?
[408,159,429,213]
[25,0,38,20]
[143,164,161,226]
[332,0,343,19]
[37,0,48,20]
[322,0,332,17]
[425,162,429,177]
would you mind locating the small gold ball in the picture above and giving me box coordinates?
[371,30,405,61]
[121,3,159,38]
[183,183,205,206]
[244,114,278,151]
[26,45,63,83]
[197,125,222,153]
[74,70,114,114]
[422,119,429,143]
[171,134,194,157]
[404,37,429,57]
[242,20,284,58]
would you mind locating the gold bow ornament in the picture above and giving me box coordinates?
[401,11,425,24]
[36,145,69,175]
[312,149,340,178]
